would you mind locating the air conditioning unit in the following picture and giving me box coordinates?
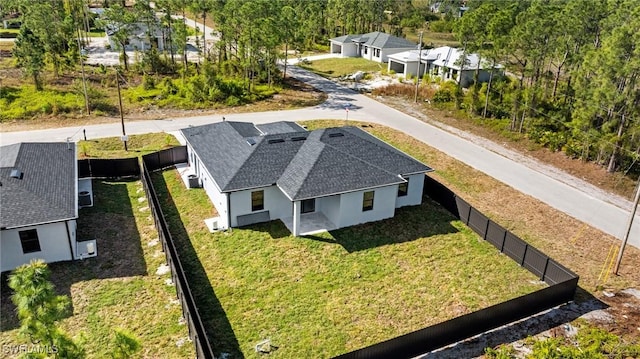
[76,239,98,259]
[187,174,201,188]
[78,190,93,207]
[204,216,223,233]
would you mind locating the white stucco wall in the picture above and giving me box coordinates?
[317,194,341,226]
[381,48,415,63]
[201,175,229,229]
[336,186,397,228]
[395,173,425,208]
[187,146,230,229]
[1,221,75,273]
[229,185,292,227]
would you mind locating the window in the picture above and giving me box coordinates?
[364,46,368,55]
[398,181,409,197]
[375,48,381,57]
[362,191,374,211]
[251,190,264,211]
[301,199,315,214]
[19,229,41,254]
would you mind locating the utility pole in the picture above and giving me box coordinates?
[613,179,640,274]
[116,69,128,151]
[414,31,423,103]
[76,25,90,115]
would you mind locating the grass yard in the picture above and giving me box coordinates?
[298,57,386,78]
[0,135,192,358]
[152,147,543,357]
[77,132,179,159]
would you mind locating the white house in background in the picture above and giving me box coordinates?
[329,31,417,63]
[180,121,433,236]
[387,46,503,87]
[105,21,166,52]
[0,143,95,273]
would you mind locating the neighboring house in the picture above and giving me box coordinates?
[181,121,432,236]
[0,142,95,273]
[387,46,503,87]
[329,31,417,63]
[106,21,166,52]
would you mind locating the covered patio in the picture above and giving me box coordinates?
[281,212,337,236]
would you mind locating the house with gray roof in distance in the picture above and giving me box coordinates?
[0,142,95,273]
[329,31,417,63]
[180,121,432,236]
[387,46,503,87]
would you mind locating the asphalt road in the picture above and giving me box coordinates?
[1,64,638,251]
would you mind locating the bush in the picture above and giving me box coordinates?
[142,74,156,90]
[433,81,460,104]
[429,20,455,33]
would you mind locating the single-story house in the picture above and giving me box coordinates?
[329,31,417,63]
[180,121,433,236]
[387,46,503,87]
[106,21,166,52]
[0,142,95,273]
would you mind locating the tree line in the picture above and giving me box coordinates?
[454,0,640,174]
[3,0,434,88]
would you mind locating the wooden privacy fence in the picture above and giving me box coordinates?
[140,154,215,359]
[335,176,579,359]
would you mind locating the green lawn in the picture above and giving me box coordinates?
[78,132,179,159]
[298,57,386,78]
[152,138,543,358]
[0,179,195,358]
[0,135,192,358]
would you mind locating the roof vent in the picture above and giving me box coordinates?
[328,132,344,138]
[267,138,285,144]
[291,136,307,141]
[246,138,257,146]
[10,169,23,179]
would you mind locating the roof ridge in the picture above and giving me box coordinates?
[280,130,327,199]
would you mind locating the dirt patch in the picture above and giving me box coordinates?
[596,290,640,340]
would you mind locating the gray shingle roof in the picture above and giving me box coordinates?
[256,121,306,135]
[181,122,432,199]
[332,31,416,49]
[0,143,77,229]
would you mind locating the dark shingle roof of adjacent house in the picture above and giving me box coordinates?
[0,142,77,229]
[256,121,306,135]
[332,31,416,49]
[181,121,432,200]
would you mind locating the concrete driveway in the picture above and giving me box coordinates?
[1,64,638,251]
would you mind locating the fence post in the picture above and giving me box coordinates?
[483,220,490,240]
[541,257,550,281]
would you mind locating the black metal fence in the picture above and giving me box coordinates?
[335,176,579,359]
[133,148,579,359]
[143,146,188,172]
[141,153,215,359]
[78,158,140,178]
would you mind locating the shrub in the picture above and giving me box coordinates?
[142,74,156,90]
